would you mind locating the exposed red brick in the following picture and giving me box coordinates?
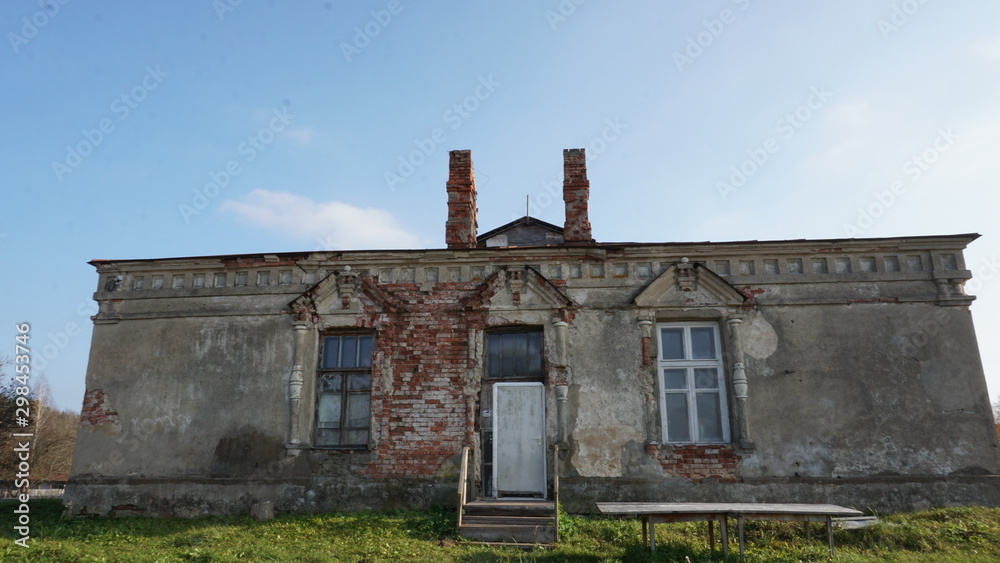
[80,389,119,426]
[348,273,566,479]
[446,150,478,249]
[649,444,742,484]
[562,148,593,244]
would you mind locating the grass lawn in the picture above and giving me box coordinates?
[1,499,998,562]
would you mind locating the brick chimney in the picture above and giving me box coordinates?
[445,149,478,249]
[562,148,593,244]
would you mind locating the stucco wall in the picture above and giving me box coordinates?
[65,237,1000,516]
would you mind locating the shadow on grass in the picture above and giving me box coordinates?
[0,499,459,545]
[0,499,283,543]
[451,542,742,563]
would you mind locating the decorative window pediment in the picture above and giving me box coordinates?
[289,267,400,320]
[462,266,574,311]
[634,259,746,309]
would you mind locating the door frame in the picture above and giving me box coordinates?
[491,381,547,499]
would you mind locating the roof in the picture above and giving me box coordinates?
[476,215,563,242]
[89,233,982,266]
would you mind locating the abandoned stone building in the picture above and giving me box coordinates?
[66,149,1000,517]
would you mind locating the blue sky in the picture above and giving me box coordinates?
[3,1,1000,411]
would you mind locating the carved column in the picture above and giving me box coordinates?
[288,364,303,441]
[552,320,568,367]
[726,316,754,449]
[288,321,311,452]
[554,384,569,459]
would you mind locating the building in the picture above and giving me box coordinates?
[65,149,1000,517]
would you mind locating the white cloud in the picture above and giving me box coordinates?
[220,189,423,250]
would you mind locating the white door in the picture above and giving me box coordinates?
[493,382,546,498]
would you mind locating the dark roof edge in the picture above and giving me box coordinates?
[89,233,982,266]
[476,215,564,242]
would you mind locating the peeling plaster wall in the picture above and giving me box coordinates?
[741,303,998,480]
[66,238,1000,516]
[71,315,293,479]
[565,309,648,478]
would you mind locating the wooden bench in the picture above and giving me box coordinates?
[596,502,863,557]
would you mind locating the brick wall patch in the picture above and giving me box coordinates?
[648,443,742,483]
[81,388,120,426]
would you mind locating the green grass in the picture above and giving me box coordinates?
[1,500,998,562]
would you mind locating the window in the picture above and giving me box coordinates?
[658,322,729,443]
[485,330,543,379]
[316,334,373,448]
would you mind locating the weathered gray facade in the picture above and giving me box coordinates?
[65,149,1000,517]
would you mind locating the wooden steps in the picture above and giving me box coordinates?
[459,500,557,545]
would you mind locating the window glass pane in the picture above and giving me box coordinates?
[316,428,339,446]
[322,337,340,369]
[344,429,368,446]
[340,336,357,368]
[346,393,370,429]
[664,393,691,442]
[661,328,684,360]
[317,394,342,428]
[690,327,717,359]
[358,335,373,367]
[321,374,342,393]
[349,373,371,391]
[694,368,718,389]
[696,393,724,442]
[501,333,515,378]
[663,369,687,389]
[487,334,502,379]
[515,333,529,375]
[527,332,543,378]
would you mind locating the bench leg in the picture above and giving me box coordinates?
[738,515,746,557]
[642,517,648,548]
[827,515,834,557]
[721,516,729,556]
[708,520,714,550]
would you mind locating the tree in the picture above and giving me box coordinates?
[0,357,78,495]
[994,395,1000,441]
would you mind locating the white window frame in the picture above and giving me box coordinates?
[657,321,731,444]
